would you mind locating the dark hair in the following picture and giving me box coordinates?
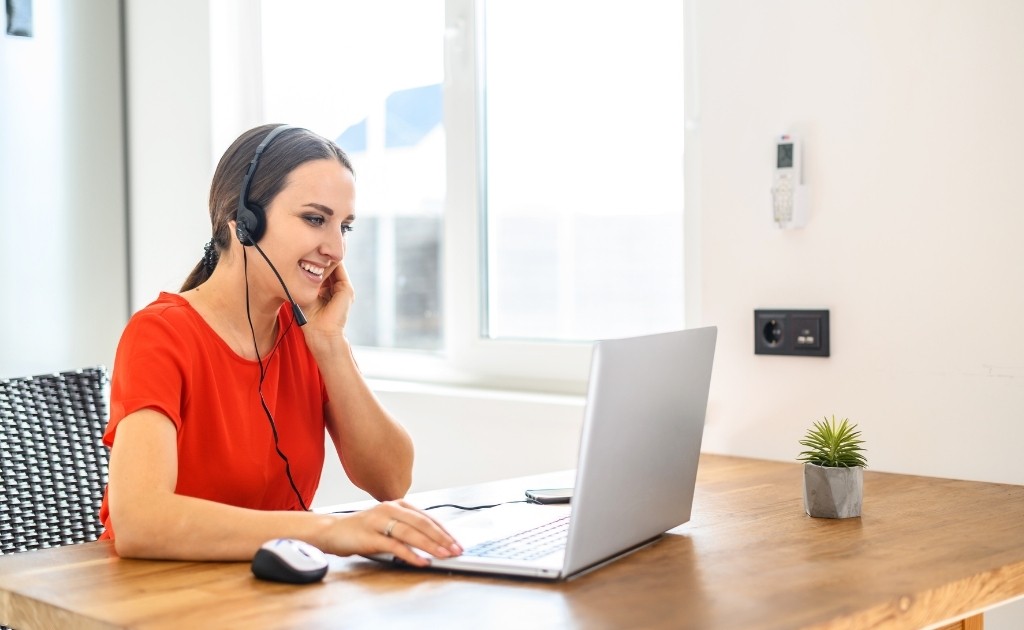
[180,124,354,291]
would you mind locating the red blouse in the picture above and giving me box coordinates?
[99,293,328,540]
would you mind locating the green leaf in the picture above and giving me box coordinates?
[796,414,867,467]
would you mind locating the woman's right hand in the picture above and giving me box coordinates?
[328,500,462,566]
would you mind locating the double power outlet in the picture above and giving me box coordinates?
[754,309,829,357]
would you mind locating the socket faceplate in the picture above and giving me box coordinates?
[754,309,829,357]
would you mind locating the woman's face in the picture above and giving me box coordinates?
[255,157,355,306]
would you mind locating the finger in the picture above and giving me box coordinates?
[322,263,353,304]
[378,520,453,568]
[332,260,351,286]
[374,513,444,566]
[393,500,460,545]
[378,525,432,567]
[386,502,463,555]
[317,275,333,303]
[381,520,433,564]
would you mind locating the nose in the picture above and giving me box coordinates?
[319,226,346,263]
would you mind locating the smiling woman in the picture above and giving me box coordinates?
[183,127,355,333]
[96,124,464,565]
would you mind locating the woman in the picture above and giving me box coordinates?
[99,124,461,566]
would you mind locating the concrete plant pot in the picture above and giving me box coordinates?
[803,463,863,518]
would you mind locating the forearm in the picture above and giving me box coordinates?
[311,336,414,500]
[110,491,339,561]
[109,487,459,567]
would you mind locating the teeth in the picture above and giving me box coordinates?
[300,262,324,278]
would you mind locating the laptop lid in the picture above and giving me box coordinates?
[561,325,717,577]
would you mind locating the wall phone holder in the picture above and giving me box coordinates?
[771,134,809,229]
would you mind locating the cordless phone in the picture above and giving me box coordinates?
[772,134,808,228]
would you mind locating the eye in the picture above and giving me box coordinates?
[341,223,354,235]
[304,214,326,227]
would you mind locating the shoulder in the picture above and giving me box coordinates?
[125,292,203,331]
[118,293,206,351]
[130,292,195,322]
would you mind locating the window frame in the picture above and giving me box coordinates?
[355,0,594,393]
[236,0,694,395]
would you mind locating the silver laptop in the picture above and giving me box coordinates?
[376,326,717,580]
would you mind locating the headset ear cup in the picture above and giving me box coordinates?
[236,203,266,245]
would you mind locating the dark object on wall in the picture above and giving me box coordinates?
[754,309,830,357]
[6,0,32,37]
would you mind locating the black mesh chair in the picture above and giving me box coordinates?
[0,366,110,554]
[0,367,110,629]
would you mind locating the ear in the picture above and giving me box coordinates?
[225,221,245,254]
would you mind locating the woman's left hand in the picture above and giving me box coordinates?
[303,261,354,338]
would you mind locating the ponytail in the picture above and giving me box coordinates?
[180,239,220,291]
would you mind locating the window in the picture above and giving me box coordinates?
[482,2,685,341]
[258,0,685,390]
[260,0,445,352]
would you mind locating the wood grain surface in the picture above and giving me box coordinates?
[3,454,1021,629]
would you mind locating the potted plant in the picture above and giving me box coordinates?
[798,415,867,518]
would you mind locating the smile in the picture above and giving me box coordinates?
[299,261,325,280]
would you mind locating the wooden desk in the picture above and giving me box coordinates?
[3,454,1024,629]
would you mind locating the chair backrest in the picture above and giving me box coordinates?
[0,366,110,555]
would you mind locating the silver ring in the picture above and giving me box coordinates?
[383,519,398,538]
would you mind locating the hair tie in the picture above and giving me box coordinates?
[202,239,220,273]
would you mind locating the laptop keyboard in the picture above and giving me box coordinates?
[462,515,570,561]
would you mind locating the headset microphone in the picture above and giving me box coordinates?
[236,125,308,327]
[244,233,308,327]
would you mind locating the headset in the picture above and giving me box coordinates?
[237,125,293,246]
[236,124,311,511]
[236,125,308,327]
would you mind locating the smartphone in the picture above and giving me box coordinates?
[525,487,574,504]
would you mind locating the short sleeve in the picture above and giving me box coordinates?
[104,310,190,447]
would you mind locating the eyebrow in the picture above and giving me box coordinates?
[304,203,356,221]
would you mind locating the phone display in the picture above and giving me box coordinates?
[525,487,574,504]
[776,142,794,168]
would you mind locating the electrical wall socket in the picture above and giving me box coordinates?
[754,309,829,357]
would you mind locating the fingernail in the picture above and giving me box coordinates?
[450,543,463,554]
[436,546,452,558]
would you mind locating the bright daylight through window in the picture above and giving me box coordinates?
[483,2,685,341]
[260,0,684,377]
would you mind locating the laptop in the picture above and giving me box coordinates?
[372,326,717,580]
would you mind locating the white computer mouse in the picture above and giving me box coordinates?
[251,538,329,584]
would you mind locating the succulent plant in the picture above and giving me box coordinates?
[797,415,867,468]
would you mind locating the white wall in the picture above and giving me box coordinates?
[124,0,215,307]
[0,0,128,380]
[693,0,1024,483]
[124,0,271,310]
